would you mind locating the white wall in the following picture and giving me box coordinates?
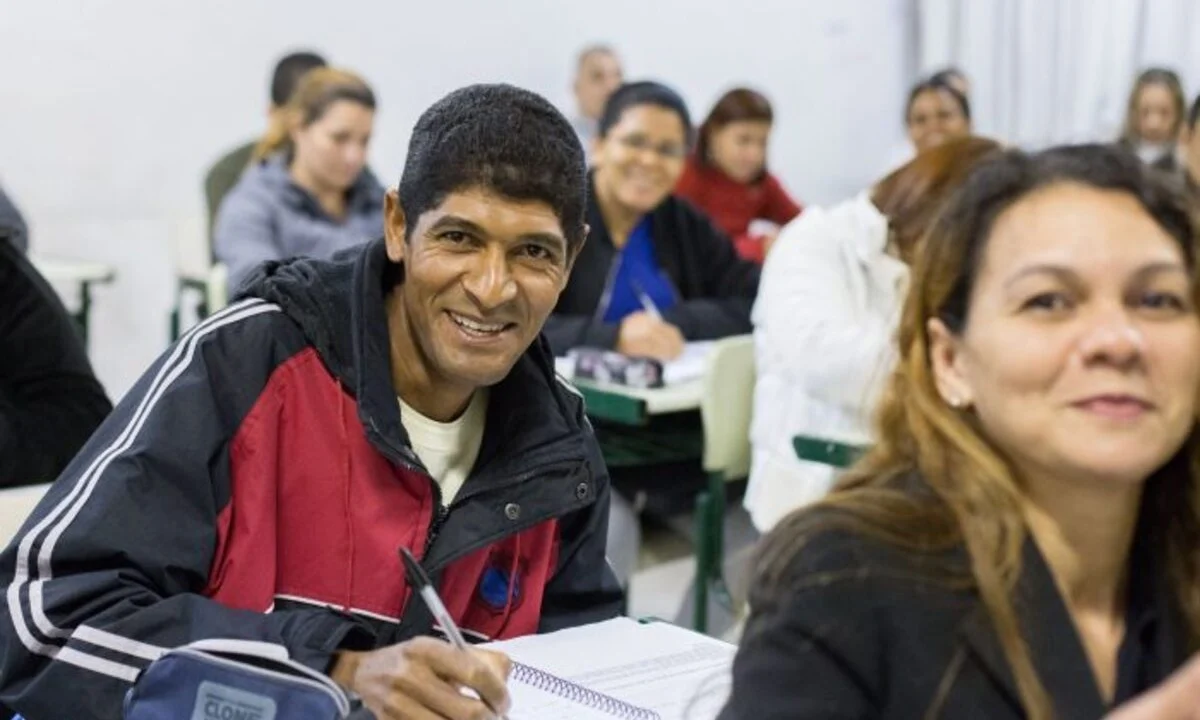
[0,0,914,399]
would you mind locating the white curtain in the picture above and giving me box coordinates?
[916,0,1200,150]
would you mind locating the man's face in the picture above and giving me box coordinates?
[574,51,623,121]
[384,188,579,390]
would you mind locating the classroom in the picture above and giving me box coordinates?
[3,0,1200,718]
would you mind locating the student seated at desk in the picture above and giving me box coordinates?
[0,185,27,253]
[0,84,621,720]
[204,50,327,235]
[722,145,1200,720]
[214,67,384,296]
[1117,67,1186,173]
[675,87,803,264]
[0,231,111,485]
[543,81,761,361]
[878,76,972,176]
[746,136,1000,532]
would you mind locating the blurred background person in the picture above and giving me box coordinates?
[676,87,803,264]
[878,76,972,176]
[1117,67,1186,172]
[0,185,28,253]
[213,67,382,296]
[929,66,970,99]
[0,229,111,484]
[746,136,1001,532]
[1181,93,1200,201]
[571,44,624,158]
[545,81,759,362]
[204,50,327,236]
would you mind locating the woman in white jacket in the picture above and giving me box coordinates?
[746,136,1001,531]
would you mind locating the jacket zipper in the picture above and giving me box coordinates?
[368,417,589,569]
[423,458,590,574]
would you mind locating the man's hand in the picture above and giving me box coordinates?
[1105,654,1200,720]
[331,637,512,720]
[617,312,684,361]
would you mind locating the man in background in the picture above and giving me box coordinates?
[0,186,27,253]
[204,50,327,235]
[571,44,623,157]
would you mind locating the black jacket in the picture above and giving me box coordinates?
[0,239,621,719]
[0,188,27,253]
[719,506,1186,719]
[0,235,110,484]
[543,180,760,354]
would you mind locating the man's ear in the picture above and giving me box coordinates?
[383,189,407,264]
[561,224,589,288]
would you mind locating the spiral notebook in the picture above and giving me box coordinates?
[484,617,735,720]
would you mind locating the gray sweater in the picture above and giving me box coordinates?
[214,154,384,296]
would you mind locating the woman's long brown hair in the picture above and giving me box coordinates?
[253,67,376,162]
[1118,67,1186,146]
[753,144,1200,719]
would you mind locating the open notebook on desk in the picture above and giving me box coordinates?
[484,617,735,720]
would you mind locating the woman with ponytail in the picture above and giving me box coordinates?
[214,67,382,296]
[721,144,1200,719]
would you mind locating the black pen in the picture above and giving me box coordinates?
[399,547,509,720]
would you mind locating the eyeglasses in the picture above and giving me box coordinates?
[613,134,687,160]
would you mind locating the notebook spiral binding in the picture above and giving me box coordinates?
[511,661,662,720]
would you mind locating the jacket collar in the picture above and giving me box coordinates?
[958,525,1179,719]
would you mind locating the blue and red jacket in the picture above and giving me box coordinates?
[0,239,622,719]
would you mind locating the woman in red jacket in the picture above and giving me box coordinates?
[675,87,802,263]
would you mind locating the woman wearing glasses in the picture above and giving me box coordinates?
[544,81,761,595]
[543,81,760,362]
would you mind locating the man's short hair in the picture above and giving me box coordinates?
[397,84,588,253]
[270,51,328,107]
[576,44,617,72]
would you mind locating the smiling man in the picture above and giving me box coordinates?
[0,84,621,720]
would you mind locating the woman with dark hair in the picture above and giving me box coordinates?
[1118,67,1186,173]
[675,88,803,263]
[747,136,1001,532]
[906,77,971,154]
[723,144,1200,718]
[214,67,383,295]
[543,81,760,591]
[878,77,972,176]
[543,81,760,361]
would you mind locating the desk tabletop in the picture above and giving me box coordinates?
[31,256,117,284]
[568,376,702,426]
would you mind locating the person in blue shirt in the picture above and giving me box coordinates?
[543,81,760,362]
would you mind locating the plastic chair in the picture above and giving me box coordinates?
[206,263,229,315]
[0,483,50,547]
[169,216,213,340]
[692,335,754,632]
[792,435,868,469]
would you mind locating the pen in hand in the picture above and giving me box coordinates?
[632,280,663,322]
[400,547,510,720]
